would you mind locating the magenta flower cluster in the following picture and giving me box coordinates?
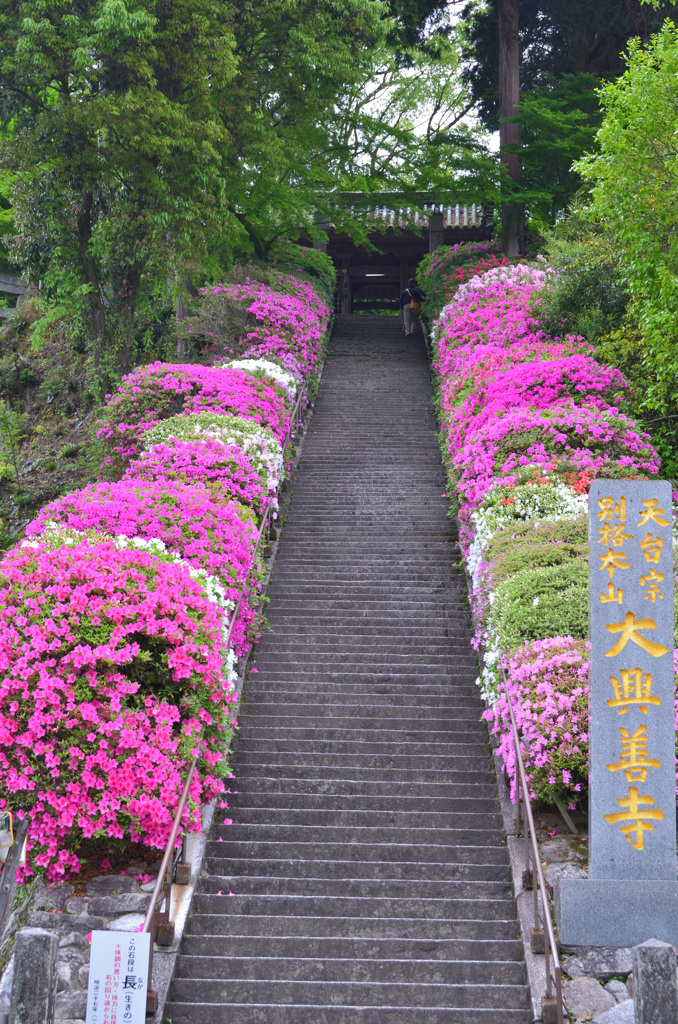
[431,257,665,805]
[0,540,235,881]
[95,363,291,472]
[0,271,331,880]
[485,640,678,804]
[433,268,659,549]
[125,440,270,515]
[200,276,329,379]
[484,638,590,804]
[27,479,260,656]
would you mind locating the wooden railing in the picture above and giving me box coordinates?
[142,380,308,1014]
[502,670,564,1024]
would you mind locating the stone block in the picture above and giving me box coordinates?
[0,955,13,1013]
[63,899,88,916]
[593,1000,634,1023]
[556,878,678,946]
[27,912,105,936]
[87,893,150,917]
[632,938,678,1024]
[540,836,573,863]
[563,976,615,1019]
[9,927,58,1024]
[57,932,88,950]
[105,913,144,932]
[84,875,138,897]
[562,946,633,980]
[77,965,89,989]
[604,979,630,1003]
[544,861,587,889]
[57,948,86,969]
[34,888,74,914]
[53,990,86,1021]
[56,962,73,993]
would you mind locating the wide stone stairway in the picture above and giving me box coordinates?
[165,314,531,1022]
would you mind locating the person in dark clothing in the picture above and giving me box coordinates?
[400,277,426,336]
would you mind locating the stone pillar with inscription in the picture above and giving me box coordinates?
[556,479,678,946]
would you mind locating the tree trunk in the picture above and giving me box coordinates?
[497,0,523,256]
[76,191,111,376]
[114,269,140,378]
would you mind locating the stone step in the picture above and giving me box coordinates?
[232,752,491,770]
[180,933,524,961]
[168,978,529,1009]
[191,893,517,922]
[205,840,508,864]
[232,765,493,784]
[239,710,485,726]
[233,737,486,756]
[202,858,509,882]
[199,876,510,900]
[185,913,519,939]
[243,670,478,684]
[228,780,497,800]
[235,725,486,743]
[173,953,525,984]
[163,1001,531,1023]
[222,809,502,829]
[240,693,483,707]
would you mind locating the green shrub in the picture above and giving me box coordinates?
[487,517,588,594]
[271,241,336,303]
[491,560,588,652]
[535,223,629,347]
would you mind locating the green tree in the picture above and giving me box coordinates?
[575,20,678,437]
[0,0,387,377]
[211,0,385,262]
[0,0,239,377]
[460,0,677,229]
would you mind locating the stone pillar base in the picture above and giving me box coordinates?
[556,878,678,947]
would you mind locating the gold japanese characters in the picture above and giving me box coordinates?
[597,493,671,852]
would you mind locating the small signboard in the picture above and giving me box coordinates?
[85,930,150,1024]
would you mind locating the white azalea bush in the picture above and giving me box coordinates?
[466,481,588,587]
[220,358,299,401]
[143,411,284,494]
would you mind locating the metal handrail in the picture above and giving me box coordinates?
[502,671,564,1024]
[142,379,308,1012]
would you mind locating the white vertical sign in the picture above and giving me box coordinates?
[86,930,150,1024]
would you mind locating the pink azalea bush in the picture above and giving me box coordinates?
[200,277,329,379]
[0,539,237,882]
[485,638,589,804]
[125,440,270,516]
[96,363,290,471]
[26,479,261,655]
[431,246,665,804]
[0,263,332,880]
[487,639,678,804]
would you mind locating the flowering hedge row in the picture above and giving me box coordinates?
[0,264,332,881]
[429,252,671,808]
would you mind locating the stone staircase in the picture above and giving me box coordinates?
[164,314,531,1022]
